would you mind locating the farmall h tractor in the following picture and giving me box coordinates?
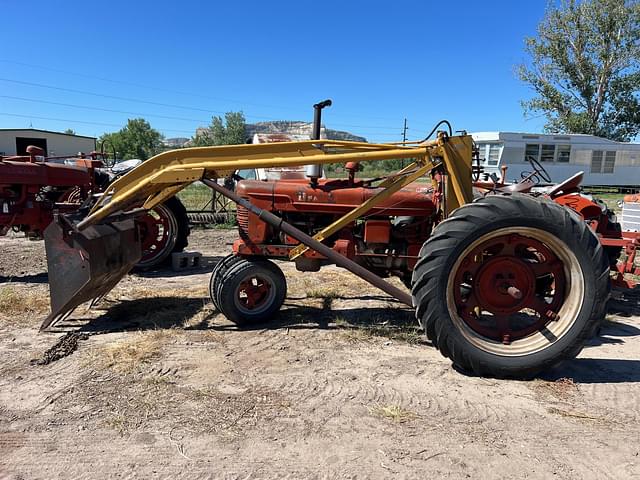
[0,146,189,269]
[39,103,636,379]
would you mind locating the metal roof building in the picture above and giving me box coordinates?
[0,128,96,157]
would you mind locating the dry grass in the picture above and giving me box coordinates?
[306,286,342,299]
[532,377,579,401]
[113,284,209,300]
[546,407,607,423]
[0,286,50,323]
[370,404,417,423]
[335,313,422,345]
[299,269,369,300]
[85,330,174,374]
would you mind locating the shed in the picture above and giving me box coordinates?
[0,128,96,157]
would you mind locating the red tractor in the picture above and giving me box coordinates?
[0,145,189,269]
[37,102,640,379]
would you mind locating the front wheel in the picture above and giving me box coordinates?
[213,258,287,325]
[412,194,610,378]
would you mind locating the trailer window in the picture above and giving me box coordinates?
[591,151,616,174]
[525,144,540,162]
[475,143,487,162]
[604,151,616,173]
[487,143,502,166]
[557,145,571,162]
[541,144,555,162]
[591,151,603,173]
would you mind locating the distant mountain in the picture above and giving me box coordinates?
[246,121,367,143]
[163,137,190,147]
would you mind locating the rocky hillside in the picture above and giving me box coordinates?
[246,121,366,142]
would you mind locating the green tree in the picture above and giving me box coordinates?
[99,118,164,160]
[64,128,76,135]
[192,111,247,146]
[519,0,640,141]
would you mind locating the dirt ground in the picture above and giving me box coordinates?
[1,228,639,479]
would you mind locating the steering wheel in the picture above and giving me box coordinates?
[520,170,541,185]
[526,155,552,183]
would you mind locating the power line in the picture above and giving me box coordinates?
[0,59,410,123]
[0,77,273,119]
[0,94,402,136]
[0,95,209,123]
[0,112,195,134]
[0,59,299,111]
[0,78,401,131]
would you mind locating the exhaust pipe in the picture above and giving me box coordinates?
[306,99,332,185]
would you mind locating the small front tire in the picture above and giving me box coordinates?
[214,258,287,325]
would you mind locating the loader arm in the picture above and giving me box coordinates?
[79,136,473,230]
[42,134,474,330]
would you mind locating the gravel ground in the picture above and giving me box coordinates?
[1,227,639,479]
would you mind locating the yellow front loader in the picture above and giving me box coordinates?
[42,121,609,379]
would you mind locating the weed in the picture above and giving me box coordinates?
[0,286,50,323]
[370,404,417,423]
[85,330,173,374]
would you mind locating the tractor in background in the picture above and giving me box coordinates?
[0,145,189,269]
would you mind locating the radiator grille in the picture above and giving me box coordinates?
[236,204,249,236]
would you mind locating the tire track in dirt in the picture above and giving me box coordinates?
[578,383,640,423]
[259,367,532,427]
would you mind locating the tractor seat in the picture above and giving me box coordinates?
[545,171,584,197]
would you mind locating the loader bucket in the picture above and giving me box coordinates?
[41,216,141,330]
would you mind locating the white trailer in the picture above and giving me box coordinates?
[472,131,640,188]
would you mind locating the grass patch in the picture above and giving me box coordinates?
[85,330,173,374]
[101,286,209,329]
[0,286,50,322]
[531,377,578,401]
[335,311,422,345]
[370,404,417,423]
[306,286,341,299]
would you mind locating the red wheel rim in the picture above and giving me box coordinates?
[136,204,178,266]
[452,232,567,345]
[236,275,273,311]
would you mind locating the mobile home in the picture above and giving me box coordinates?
[472,132,640,188]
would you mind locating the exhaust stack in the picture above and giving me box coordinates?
[306,99,332,184]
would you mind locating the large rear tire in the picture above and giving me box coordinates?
[411,194,610,378]
[213,258,287,325]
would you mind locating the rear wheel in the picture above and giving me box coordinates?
[412,194,610,378]
[214,258,287,325]
[135,197,190,269]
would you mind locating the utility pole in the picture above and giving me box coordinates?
[401,118,408,167]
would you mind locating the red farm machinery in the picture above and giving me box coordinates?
[0,145,190,269]
[31,102,640,379]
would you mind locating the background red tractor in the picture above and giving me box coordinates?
[0,145,189,269]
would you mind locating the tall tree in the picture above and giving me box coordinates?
[519,0,640,141]
[64,128,76,135]
[99,118,164,160]
[192,111,247,146]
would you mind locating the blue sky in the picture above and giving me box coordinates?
[1,0,548,142]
